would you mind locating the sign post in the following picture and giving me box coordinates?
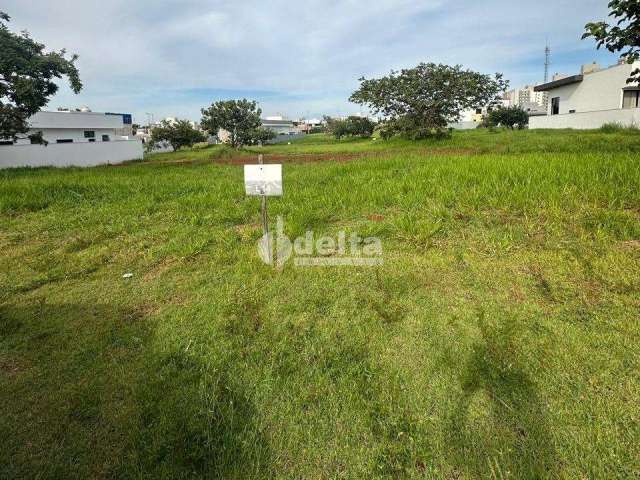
[244,154,283,265]
[258,155,270,264]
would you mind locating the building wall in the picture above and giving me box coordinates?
[29,111,124,129]
[0,140,144,169]
[266,126,297,135]
[15,128,120,145]
[545,63,638,115]
[530,107,640,129]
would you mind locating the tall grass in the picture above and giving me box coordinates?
[1,130,639,479]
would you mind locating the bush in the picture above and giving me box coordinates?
[325,116,375,139]
[377,115,452,140]
[486,106,529,129]
[149,120,207,151]
[249,126,276,145]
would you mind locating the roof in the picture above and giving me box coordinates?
[261,119,294,126]
[28,111,125,130]
[534,75,584,92]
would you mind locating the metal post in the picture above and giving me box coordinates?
[258,154,271,264]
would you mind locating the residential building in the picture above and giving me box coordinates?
[0,109,143,168]
[504,85,549,111]
[261,118,297,135]
[530,60,640,129]
[6,110,133,145]
[453,100,510,129]
[296,118,325,133]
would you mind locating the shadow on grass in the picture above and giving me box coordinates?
[446,310,557,479]
[133,348,271,479]
[0,302,270,479]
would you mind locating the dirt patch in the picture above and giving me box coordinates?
[142,257,179,282]
[0,355,28,378]
[620,239,640,250]
[139,146,482,168]
[216,152,373,165]
[367,214,386,222]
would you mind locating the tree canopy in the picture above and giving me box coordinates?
[583,0,640,83]
[0,11,82,141]
[349,63,507,139]
[325,116,375,139]
[249,126,276,145]
[149,119,206,152]
[485,106,529,130]
[200,99,262,148]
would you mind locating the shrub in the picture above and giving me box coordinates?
[486,106,529,130]
[149,120,206,151]
[325,116,375,139]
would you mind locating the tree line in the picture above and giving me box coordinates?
[1,3,638,145]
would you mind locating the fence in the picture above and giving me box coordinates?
[529,108,640,129]
[0,140,144,169]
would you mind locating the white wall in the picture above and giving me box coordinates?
[0,140,144,169]
[530,108,640,129]
[15,128,120,145]
[545,63,638,115]
[29,111,124,129]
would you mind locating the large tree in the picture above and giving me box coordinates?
[149,119,206,152]
[0,11,82,142]
[200,99,262,148]
[583,0,640,83]
[349,63,507,139]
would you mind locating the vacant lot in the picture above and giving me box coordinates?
[1,130,639,479]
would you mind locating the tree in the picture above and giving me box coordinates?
[149,119,206,151]
[583,0,640,83]
[249,126,276,145]
[0,11,82,142]
[325,116,375,139]
[200,99,262,148]
[324,116,349,139]
[349,63,507,139]
[346,116,375,138]
[486,106,529,129]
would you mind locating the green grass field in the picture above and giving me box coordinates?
[1,129,639,479]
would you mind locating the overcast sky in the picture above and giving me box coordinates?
[4,0,619,123]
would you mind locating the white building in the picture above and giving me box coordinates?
[530,61,640,129]
[261,118,297,135]
[504,85,549,111]
[0,110,143,168]
[6,110,134,145]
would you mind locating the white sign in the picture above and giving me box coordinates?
[244,164,283,196]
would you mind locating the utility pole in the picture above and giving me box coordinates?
[544,41,551,83]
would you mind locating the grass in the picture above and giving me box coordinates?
[1,129,639,479]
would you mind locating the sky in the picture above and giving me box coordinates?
[3,0,621,124]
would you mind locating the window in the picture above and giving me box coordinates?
[622,90,640,109]
[56,139,73,143]
[88,138,96,143]
[551,97,560,115]
[84,130,95,139]
[475,108,482,114]
[102,135,110,142]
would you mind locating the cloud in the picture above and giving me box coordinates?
[2,0,618,122]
